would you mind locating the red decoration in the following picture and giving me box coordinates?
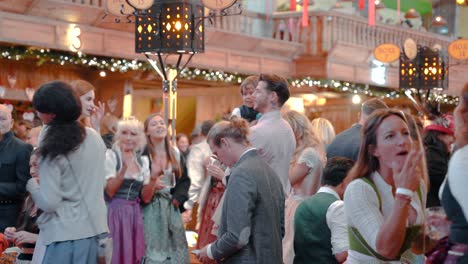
[290,0,296,11]
[368,0,375,26]
[359,0,365,10]
[302,0,309,26]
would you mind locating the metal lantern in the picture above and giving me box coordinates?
[399,46,447,90]
[135,0,204,54]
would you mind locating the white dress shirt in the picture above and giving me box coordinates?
[317,186,349,255]
[250,110,296,195]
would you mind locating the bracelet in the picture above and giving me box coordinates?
[396,187,414,197]
[395,193,412,204]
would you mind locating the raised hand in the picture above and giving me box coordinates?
[207,164,225,181]
[392,145,423,192]
[90,101,105,131]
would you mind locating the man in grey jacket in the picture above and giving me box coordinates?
[198,119,285,264]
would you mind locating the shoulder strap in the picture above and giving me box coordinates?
[348,226,395,261]
[112,149,121,171]
[360,177,382,211]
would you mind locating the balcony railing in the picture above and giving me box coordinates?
[49,1,454,56]
[271,10,454,55]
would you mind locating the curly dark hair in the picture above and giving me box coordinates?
[33,81,85,160]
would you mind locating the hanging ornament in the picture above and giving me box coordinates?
[25,88,35,102]
[302,0,309,26]
[7,73,17,89]
[290,0,296,11]
[359,0,365,10]
[368,0,375,26]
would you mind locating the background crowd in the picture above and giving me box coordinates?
[0,75,467,264]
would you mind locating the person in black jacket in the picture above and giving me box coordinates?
[424,114,455,207]
[0,104,33,232]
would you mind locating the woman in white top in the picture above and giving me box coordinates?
[283,111,326,197]
[104,117,150,264]
[344,109,427,263]
[282,110,326,264]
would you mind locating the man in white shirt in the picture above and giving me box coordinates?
[181,120,214,227]
[293,157,354,264]
[250,74,296,195]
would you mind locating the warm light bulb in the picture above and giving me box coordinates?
[99,70,106,77]
[175,21,182,31]
[352,95,362,104]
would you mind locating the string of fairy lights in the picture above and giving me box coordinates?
[0,45,460,105]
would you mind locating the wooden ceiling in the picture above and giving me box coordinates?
[0,0,134,32]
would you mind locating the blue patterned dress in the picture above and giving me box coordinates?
[143,167,190,264]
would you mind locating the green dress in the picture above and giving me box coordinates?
[143,169,190,264]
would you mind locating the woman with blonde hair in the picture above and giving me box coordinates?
[344,109,427,263]
[105,117,149,264]
[70,80,105,131]
[141,113,190,264]
[311,117,336,150]
[283,111,326,197]
[282,111,326,264]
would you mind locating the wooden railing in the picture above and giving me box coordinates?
[271,10,454,55]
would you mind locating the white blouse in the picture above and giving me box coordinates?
[292,147,324,197]
[344,171,426,264]
[104,149,150,185]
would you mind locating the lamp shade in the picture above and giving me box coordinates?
[404,8,421,18]
[135,0,205,54]
[431,15,448,27]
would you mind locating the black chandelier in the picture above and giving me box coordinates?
[128,0,239,141]
[135,0,205,55]
[399,45,448,115]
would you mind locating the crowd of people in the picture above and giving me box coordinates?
[0,75,467,264]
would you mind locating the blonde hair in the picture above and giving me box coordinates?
[282,111,326,165]
[311,117,336,147]
[113,117,147,153]
[240,76,259,95]
[405,113,429,188]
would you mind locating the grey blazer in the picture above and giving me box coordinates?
[210,149,285,264]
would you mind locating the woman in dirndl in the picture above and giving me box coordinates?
[105,117,149,264]
[141,113,190,264]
